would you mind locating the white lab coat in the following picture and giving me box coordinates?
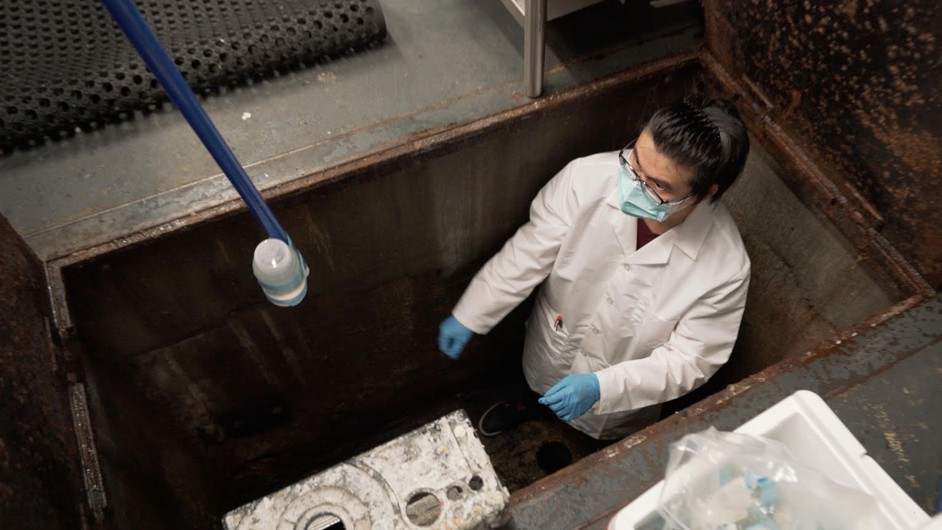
[452,151,750,439]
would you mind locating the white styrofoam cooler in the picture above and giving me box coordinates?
[608,390,932,530]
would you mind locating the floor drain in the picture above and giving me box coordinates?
[405,491,442,526]
[536,441,573,474]
[305,514,345,530]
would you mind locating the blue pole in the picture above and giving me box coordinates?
[100,0,289,243]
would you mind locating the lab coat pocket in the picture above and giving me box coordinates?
[635,314,679,354]
[528,299,575,362]
[546,315,575,359]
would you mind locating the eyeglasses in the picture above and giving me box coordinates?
[618,141,695,207]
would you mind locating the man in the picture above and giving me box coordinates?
[438,95,751,440]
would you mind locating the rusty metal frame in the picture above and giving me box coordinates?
[69,382,107,522]
[37,46,935,529]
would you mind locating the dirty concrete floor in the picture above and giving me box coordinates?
[453,383,613,493]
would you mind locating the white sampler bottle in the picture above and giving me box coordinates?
[252,238,309,307]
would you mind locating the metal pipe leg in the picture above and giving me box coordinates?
[524,0,546,98]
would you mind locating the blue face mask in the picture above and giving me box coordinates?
[618,167,671,221]
[617,167,695,222]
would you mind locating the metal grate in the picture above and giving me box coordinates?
[0,0,387,153]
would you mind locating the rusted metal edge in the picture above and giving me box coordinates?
[42,50,701,336]
[69,382,107,522]
[699,50,934,300]
[45,263,74,339]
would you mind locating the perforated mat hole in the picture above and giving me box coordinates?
[405,491,442,526]
[2,0,388,151]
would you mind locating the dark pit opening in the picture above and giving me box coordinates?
[60,62,916,529]
[536,441,574,475]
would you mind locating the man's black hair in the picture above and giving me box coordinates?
[647,94,749,202]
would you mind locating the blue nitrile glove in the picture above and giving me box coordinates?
[438,315,474,360]
[538,373,600,421]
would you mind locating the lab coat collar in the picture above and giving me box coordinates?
[606,187,715,263]
[671,200,715,260]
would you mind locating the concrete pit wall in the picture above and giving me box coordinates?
[59,59,917,529]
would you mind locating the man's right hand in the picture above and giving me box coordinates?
[438,316,474,360]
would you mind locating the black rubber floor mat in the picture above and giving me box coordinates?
[0,0,387,153]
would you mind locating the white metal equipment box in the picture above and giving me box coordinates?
[224,410,509,530]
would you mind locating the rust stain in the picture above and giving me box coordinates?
[619,433,647,451]
[0,214,83,526]
[870,402,911,465]
[703,0,942,288]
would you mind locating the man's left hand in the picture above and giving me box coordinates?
[538,373,600,421]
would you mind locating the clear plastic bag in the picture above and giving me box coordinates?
[656,427,879,530]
